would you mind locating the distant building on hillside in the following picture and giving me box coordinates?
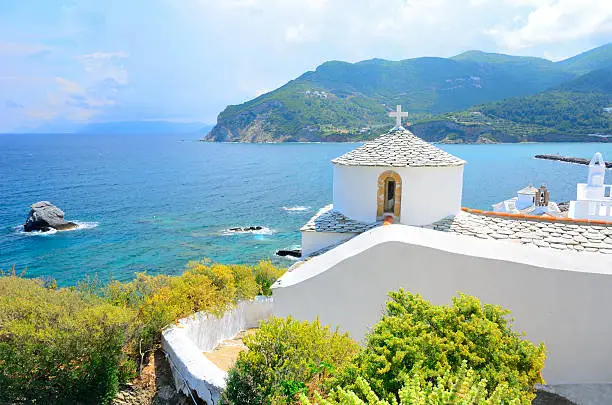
[492,184,562,217]
[569,152,612,221]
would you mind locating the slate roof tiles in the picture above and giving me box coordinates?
[331,128,466,167]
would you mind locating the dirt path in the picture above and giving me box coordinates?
[113,350,194,405]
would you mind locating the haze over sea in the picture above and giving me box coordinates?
[1,133,611,285]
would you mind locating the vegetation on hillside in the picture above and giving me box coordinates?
[223,290,546,405]
[409,64,612,143]
[206,44,612,143]
[0,261,285,404]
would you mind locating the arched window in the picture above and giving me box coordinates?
[377,171,402,219]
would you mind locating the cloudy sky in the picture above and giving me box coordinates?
[0,0,611,132]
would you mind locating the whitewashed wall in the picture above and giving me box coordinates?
[332,164,463,225]
[273,225,612,385]
[399,165,464,226]
[162,297,273,404]
[301,230,358,257]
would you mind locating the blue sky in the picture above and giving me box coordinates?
[1,0,611,132]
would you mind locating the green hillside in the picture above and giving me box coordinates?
[410,65,612,143]
[206,43,611,142]
[557,43,612,75]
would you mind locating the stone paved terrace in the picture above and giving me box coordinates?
[425,209,612,254]
[301,204,380,234]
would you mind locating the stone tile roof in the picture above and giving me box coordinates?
[425,211,612,254]
[331,128,466,167]
[300,204,379,233]
[517,185,539,194]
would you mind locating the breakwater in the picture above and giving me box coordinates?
[535,154,612,168]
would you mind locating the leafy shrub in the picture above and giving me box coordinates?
[251,260,286,296]
[223,317,360,405]
[99,260,284,354]
[302,361,524,405]
[338,290,545,403]
[0,260,286,404]
[0,275,136,404]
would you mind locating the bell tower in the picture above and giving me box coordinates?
[588,152,606,188]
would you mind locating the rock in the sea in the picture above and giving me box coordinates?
[276,249,302,258]
[24,201,78,232]
[229,226,263,232]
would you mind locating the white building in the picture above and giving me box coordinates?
[492,184,562,216]
[569,152,612,221]
[275,109,612,402]
[300,106,466,256]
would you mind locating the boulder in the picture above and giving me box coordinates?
[229,226,263,232]
[24,201,77,232]
[276,249,302,258]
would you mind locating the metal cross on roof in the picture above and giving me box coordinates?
[389,105,409,129]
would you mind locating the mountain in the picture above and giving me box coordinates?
[206,44,611,143]
[410,65,612,143]
[557,43,612,75]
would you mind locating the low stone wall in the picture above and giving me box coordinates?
[162,297,273,404]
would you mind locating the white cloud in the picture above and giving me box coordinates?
[78,51,129,85]
[0,42,51,57]
[285,24,308,42]
[55,77,84,94]
[491,0,612,50]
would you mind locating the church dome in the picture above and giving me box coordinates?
[331,128,466,167]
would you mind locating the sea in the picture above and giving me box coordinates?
[1,133,611,285]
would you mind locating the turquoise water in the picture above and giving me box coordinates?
[1,133,611,285]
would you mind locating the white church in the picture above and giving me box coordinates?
[272,106,612,404]
[300,106,465,256]
[492,184,562,217]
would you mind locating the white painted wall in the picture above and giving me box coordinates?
[332,164,464,225]
[301,230,358,257]
[399,165,464,226]
[273,225,612,385]
[332,165,379,222]
[162,297,274,404]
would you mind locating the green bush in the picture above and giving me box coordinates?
[338,290,545,403]
[223,317,360,405]
[100,260,284,355]
[0,260,286,404]
[0,275,136,404]
[302,361,523,405]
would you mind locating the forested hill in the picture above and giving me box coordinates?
[409,65,612,143]
[206,43,612,143]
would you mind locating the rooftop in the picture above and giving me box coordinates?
[301,205,379,233]
[331,128,466,167]
[426,209,612,254]
[517,185,539,194]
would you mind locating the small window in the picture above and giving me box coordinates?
[605,186,611,198]
[387,180,396,201]
[384,179,396,213]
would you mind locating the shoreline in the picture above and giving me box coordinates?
[199,139,612,145]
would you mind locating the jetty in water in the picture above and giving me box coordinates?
[535,154,612,168]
